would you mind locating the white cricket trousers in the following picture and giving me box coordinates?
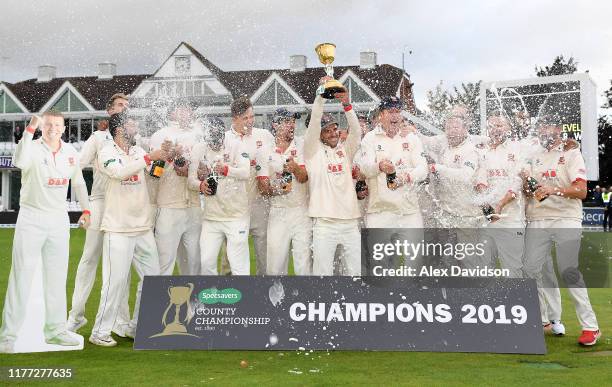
[366,211,424,270]
[482,225,525,278]
[524,219,598,330]
[69,199,131,326]
[266,206,312,275]
[200,218,250,275]
[220,197,269,275]
[91,231,160,337]
[155,207,202,275]
[0,207,70,341]
[312,218,361,276]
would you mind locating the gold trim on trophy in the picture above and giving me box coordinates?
[315,43,347,99]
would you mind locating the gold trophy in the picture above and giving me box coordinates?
[150,283,198,337]
[315,43,347,99]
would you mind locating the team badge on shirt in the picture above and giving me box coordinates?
[336,150,344,158]
[291,149,297,157]
[558,156,565,164]
[68,157,75,166]
[402,143,410,151]
[256,140,262,148]
[508,153,515,161]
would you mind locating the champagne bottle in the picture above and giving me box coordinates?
[206,173,218,195]
[386,172,397,189]
[527,176,547,202]
[174,156,186,168]
[149,160,165,178]
[355,180,367,193]
[481,204,495,220]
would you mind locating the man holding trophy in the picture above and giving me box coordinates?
[304,43,362,276]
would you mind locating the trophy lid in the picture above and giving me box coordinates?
[315,43,337,65]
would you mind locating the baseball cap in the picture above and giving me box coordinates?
[378,96,405,111]
[320,113,338,129]
[272,108,301,123]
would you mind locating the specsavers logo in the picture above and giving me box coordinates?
[198,288,242,305]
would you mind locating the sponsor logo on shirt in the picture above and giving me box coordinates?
[488,169,508,177]
[47,178,68,187]
[121,174,141,185]
[104,159,117,168]
[327,163,344,174]
[542,169,557,178]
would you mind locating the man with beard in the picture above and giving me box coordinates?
[522,114,601,346]
[68,93,133,336]
[262,108,311,275]
[89,114,164,347]
[0,111,91,353]
[148,101,202,276]
[304,77,361,276]
[188,117,251,275]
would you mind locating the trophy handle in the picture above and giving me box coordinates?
[161,302,172,327]
[185,283,195,324]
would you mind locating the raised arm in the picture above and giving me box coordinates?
[79,133,99,167]
[303,95,324,160]
[13,116,39,170]
[99,146,150,181]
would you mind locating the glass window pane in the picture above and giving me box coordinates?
[349,79,373,103]
[52,91,69,112]
[176,81,185,97]
[0,91,5,113]
[254,82,276,105]
[80,119,93,141]
[194,81,203,96]
[203,82,214,96]
[4,93,23,113]
[69,91,88,111]
[276,83,298,105]
[186,82,194,97]
[0,121,12,142]
[68,119,78,143]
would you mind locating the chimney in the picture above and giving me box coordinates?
[97,62,117,79]
[289,55,307,72]
[37,65,56,82]
[359,52,377,69]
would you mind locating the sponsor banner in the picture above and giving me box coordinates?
[0,156,13,169]
[134,276,545,354]
[582,207,604,225]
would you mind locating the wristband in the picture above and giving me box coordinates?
[26,126,36,134]
[343,104,353,112]
[144,154,152,166]
[82,210,91,216]
[222,165,229,176]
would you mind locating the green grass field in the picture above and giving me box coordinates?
[0,228,610,386]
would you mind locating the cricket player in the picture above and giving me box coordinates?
[358,97,427,272]
[479,112,527,278]
[224,97,274,275]
[149,101,202,276]
[68,93,132,336]
[426,113,488,271]
[0,112,91,353]
[263,108,312,275]
[523,115,601,346]
[89,114,163,347]
[304,77,361,276]
[188,117,251,275]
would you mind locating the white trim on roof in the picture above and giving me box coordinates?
[38,81,96,113]
[249,72,305,105]
[337,69,380,102]
[0,83,29,113]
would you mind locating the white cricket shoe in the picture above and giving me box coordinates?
[89,334,117,347]
[112,323,129,338]
[550,320,566,336]
[66,317,87,333]
[46,331,81,346]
